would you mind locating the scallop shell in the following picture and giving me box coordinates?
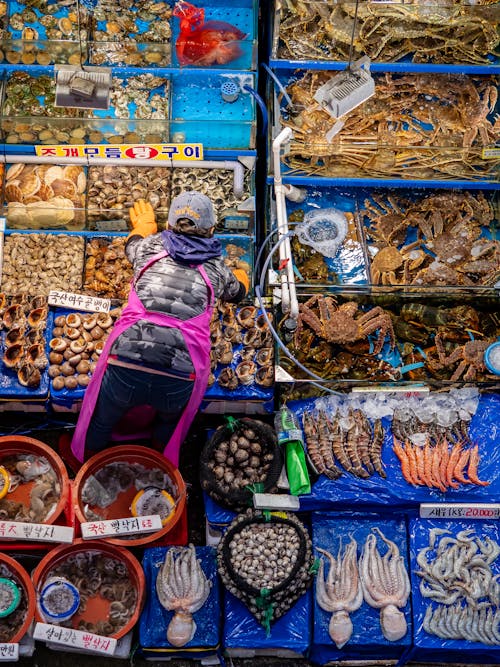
[5,183,23,202]
[49,178,77,199]
[44,166,64,186]
[35,165,52,180]
[63,165,83,184]
[76,171,87,194]
[6,163,25,181]
[18,172,41,197]
[38,183,55,201]
[58,17,73,35]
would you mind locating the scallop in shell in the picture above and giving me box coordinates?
[5,183,23,202]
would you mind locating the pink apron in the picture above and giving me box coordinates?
[71,250,215,465]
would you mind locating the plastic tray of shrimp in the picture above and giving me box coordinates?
[0,294,53,399]
[310,514,411,663]
[277,185,499,289]
[409,517,500,658]
[271,0,500,70]
[273,69,500,183]
[286,390,500,510]
[275,288,500,386]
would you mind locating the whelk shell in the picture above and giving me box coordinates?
[18,363,41,387]
[3,343,24,368]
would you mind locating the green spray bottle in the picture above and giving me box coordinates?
[274,405,311,496]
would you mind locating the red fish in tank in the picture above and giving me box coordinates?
[173,0,246,66]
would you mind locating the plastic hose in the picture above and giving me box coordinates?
[243,85,268,137]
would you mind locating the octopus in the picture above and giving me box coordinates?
[315,538,363,648]
[156,545,211,647]
[359,528,410,641]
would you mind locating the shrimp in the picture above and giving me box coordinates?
[467,446,490,486]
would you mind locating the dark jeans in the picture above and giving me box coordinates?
[85,364,193,454]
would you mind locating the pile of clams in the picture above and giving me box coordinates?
[217,509,314,626]
[200,418,281,510]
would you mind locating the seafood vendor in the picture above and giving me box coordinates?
[69,192,249,465]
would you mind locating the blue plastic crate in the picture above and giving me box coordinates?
[171,0,257,70]
[139,546,220,653]
[310,513,412,664]
[0,309,53,401]
[409,517,500,663]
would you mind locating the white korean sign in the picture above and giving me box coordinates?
[81,515,162,539]
[48,290,111,313]
[34,623,116,655]
[0,521,73,543]
[420,503,500,520]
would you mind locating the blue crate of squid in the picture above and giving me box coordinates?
[139,546,221,659]
[223,588,312,658]
[171,0,258,71]
[170,71,256,149]
[310,513,412,665]
[409,517,500,664]
[287,391,500,511]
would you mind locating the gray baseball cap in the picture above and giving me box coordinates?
[167,191,216,231]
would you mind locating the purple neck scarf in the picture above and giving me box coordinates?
[161,230,222,264]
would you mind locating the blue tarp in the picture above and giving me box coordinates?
[139,546,220,653]
[287,391,499,511]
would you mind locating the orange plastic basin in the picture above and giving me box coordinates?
[0,436,70,525]
[32,539,146,640]
[73,445,186,547]
[0,552,36,643]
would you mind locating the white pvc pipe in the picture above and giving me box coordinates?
[272,126,298,322]
[0,156,246,197]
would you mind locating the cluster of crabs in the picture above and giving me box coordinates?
[287,296,499,383]
[363,191,499,287]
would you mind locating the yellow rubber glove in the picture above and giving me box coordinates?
[232,268,249,295]
[128,199,157,239]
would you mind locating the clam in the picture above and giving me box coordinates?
[49,352,64,365]
[48,365,62,378]
[52,376,66,391]
[64,376,78,389]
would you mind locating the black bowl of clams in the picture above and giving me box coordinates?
[200,417,282,511]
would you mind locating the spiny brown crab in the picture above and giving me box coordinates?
[295,295,395,355]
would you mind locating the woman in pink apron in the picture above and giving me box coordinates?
[70,193,249,466]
